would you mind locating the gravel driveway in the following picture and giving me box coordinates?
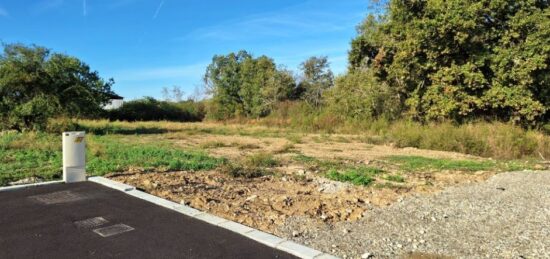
[280,171,550,258]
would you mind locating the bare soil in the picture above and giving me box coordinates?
[172,133,478,161]
[110,167,492,235]
[108,128,535,258]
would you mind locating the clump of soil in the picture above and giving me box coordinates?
[110,170,403,233]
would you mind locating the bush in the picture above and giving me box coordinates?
[386,121,549,159]
[107,97,205,122]
[325,70,401,121]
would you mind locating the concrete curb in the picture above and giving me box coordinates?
[88,177,135,192]
[90,177,338,259]
[0,180,64,192]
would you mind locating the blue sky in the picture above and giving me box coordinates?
[0,0,370,100]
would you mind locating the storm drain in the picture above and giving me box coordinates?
[93,224,134,237]
[74,217,109,229]
[29,190,86,205]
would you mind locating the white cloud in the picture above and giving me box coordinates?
[181,2,363,41]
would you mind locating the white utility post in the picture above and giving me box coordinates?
[62,131,87,183]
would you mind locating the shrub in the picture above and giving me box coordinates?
[107,97,205,122]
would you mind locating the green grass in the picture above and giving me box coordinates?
[293,154,317,163]
[326,166,384,186]
[0,132,223,186]
[0,132,62,186]
[386,155,496,171]
[87,135,223,175]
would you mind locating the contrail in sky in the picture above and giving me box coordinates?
[83,0,87,16]
[153,0,164,20]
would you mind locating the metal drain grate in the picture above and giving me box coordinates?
[29,191,85,205]
[93,224,134,237]
[74,217,109,229]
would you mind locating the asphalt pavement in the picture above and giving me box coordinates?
[0,182,296,259]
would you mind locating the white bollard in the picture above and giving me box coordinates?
[62,131,87,183]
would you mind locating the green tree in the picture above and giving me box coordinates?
[326,70,400,121]
[349,0,549,125]
[204,50,296,119]
[298,56,334,107]
[0,43,115,131]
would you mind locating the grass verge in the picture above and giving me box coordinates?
[0,132,223,186]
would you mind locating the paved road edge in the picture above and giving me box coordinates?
[88,176,338,259]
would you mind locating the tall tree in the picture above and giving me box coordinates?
[349,0,550,124]
[298,56,334,107]
[0,43,115,131]
[204,51,296,119]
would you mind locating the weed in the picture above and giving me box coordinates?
[245,152,279,167]
[286,134,303,144]
[384,174,405,183]
[326,166,384,186]
[293,154,317,163]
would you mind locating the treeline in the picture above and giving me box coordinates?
[203,51,333,119]
[1,0,549,132]
[205,0,549,126]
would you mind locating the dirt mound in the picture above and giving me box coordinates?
[111,170,404,234]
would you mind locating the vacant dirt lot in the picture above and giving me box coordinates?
[99,123,548,259]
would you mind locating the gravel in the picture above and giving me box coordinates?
[279,171,550,258]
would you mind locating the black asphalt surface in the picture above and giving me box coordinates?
[0,182,296,259]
